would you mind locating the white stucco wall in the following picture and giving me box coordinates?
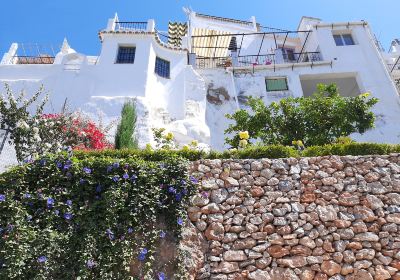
[1,13,400,166]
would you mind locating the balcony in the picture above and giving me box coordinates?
[115,21,148,31]
[13,55,55,65]
[195,52,323,69]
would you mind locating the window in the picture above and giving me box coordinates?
[333,34,355,46]
[116,46,136,63]
[266,77,288,92]
[281,48,296,62]
[155,57,170,78]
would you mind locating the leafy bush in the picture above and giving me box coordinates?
[115,101,138,149]
[0,84,111,161]
[225,83,378,147]
[0,153,197,279]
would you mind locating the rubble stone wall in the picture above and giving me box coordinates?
[188,155,400,280]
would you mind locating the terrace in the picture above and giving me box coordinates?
[11,43,56,65]
[190,29,324,69]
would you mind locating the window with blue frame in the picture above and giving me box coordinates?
[116,46,136,63]
[155,57,170,78]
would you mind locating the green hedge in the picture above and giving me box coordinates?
[74,142,400,161]
[0,154,196,279]
[302,142,400,157]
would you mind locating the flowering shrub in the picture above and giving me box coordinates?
[152,128,177,150]
[0,85,111,161]
[0,152,197,279]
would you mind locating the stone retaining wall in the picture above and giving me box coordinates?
[187,154,400,280]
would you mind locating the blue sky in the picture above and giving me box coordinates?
[1,0,399,57]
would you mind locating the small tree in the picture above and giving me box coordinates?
[225,83,379,147]
[115,100,138,149]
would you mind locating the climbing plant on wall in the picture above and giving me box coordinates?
[0,151,197,279]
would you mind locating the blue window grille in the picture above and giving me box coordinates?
[155,57,170,78]
[116,47,136,63]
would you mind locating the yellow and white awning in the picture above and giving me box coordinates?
[192,28,231,58]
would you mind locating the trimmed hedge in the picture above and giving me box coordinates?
[74,142,400,161]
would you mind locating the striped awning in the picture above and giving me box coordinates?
[168,22,188,47]
[191,28,231,58]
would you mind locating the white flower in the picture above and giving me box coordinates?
[45,143,52,148]
[32,127,39,134]
[18,121,29,129]
[33,135,42,142]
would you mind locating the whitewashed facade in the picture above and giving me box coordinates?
[1,9,400,160]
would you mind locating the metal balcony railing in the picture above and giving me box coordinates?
[196,52,323,69]
[115,21,148,31]
[13,55,55,64]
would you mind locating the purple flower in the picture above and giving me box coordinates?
[106,229,114,240]
[66,200,72,206]
[23,193,31,199]
[95,185,102,193]
[54,210,60,216]
[175,193,182,202]
[86,259,95,269]
[106,165,113,173]
[26,215,32,221]
[64,213,73,220]
[190,176,198,184]
[177,217,183,226]
[113,162,120,169]
[37,256,47,263]
[47,198,55,207]
[201,192,209,198]
[131,174,137,181]
[138,248,148,261]
[79,178,86,185]
[7,224,14,232]
[128,227,133,234]
[181,180,187,185]
[158,272,166,280]
[63,164,71,170]
[160,231,166,238]
[83,167,91,174]
[0,194,5,202]
[182,189,188,195]
[56,161,63,169]
[168,187,176,194]
[122,173,129,180]
[112,176,119,182]
[39,159,46,166]
[120,235,125,241]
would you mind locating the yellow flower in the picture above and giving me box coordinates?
[182,145,190,151]
[165,132,174,141]
[297,140,304,147]
[239,139,248,148]
[359,92,370,98]
[190,140,198,147]
[145,143,153,150]
[239,131,249,140]
[292,140,297,145]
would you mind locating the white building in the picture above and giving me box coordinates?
[1,8,400,160]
